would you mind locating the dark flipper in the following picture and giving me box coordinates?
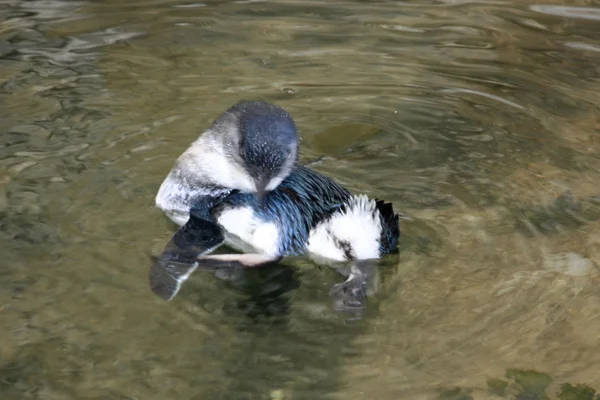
[329,260,379,319]
[150,214,283,301]
[167,213,225,262]
[150,258,202,301]
[150,214,225,301]
[151,254,282,301]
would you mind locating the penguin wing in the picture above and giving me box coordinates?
[150,214,225,301]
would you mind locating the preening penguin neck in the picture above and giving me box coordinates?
[155,100,301,224]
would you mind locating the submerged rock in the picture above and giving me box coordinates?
[543,252,595,277]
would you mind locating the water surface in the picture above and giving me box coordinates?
[1,0,600,399]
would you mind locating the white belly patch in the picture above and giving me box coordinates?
[216,206,280,257]
[307,195,382,262]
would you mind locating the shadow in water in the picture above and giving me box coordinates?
[162,257,379,399]
[217,261,301,323]
[152,251,385,323]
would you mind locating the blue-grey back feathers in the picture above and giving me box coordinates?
[213,165,352,256]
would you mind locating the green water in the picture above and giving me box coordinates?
[1,0,600,399]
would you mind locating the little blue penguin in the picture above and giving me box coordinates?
[151,100,400,308]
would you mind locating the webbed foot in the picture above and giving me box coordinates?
[329,261,379,320]
[329,274,367,316]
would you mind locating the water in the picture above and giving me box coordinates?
[1,0,600,398]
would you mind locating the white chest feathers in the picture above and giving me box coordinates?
[307,195,382,262]
[216,206,280,257]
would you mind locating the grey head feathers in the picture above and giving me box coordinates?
[218,100,299,201]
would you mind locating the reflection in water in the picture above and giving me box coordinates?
[1,0,600,398]
[198,261,301,323]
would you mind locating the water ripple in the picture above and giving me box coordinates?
[2,0,600,398]
[531,5,600,21]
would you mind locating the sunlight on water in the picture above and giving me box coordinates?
[1,0,600,399]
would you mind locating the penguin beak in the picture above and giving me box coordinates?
[256,178,269,209]
[257,187,267,208]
